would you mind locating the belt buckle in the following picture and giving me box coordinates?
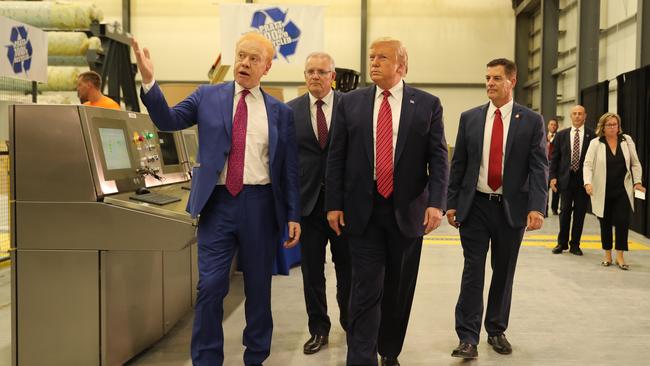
[488,193,502,202]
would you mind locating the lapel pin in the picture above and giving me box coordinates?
[515,113,520,119]
[410,100,414,104]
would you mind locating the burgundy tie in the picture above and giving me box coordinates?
[226,89,249,196]
[487,108,503,191]
[571,128,580,171]
[315,99,328,149]
[376,90,393,198]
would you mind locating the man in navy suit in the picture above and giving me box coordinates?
[549,105,594,256]
[287,52,350,355]
[326,37,448,366]
[132,32,300,366]
[447,58,547,359]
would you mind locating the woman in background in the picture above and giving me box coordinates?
[583,113,645,270]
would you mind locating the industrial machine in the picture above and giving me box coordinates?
[9,105,199,365]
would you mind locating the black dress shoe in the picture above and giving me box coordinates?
[303,334,328,354]
[487,334,512,355]
[569,247,583,256]
[380,356,400,366]
[551,244,567,254]
[451,342,478,359]
[552,210,559,215]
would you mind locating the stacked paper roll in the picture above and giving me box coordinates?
[0,1,104,30]
[39,66,88,91]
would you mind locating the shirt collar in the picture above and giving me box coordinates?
[235,82,262,100]
[488,99,514,118]
[375,79,404,101]
[308,88,334,107]
[572,125,583,133]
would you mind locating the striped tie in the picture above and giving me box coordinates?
[376,90,393,198]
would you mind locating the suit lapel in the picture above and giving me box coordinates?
[363,86,376,165]
[394,84,415,166]
[300,94,321,149]
[262,89,279,168]
[326,91,340,148]
[477,103,489,159]
[504,103,522,163]
[219,82,235,139]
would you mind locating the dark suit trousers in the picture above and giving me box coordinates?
[558,172,589,248]
[347,190,422,366]
[301,189,351,336]
[191,186,278,366]
[455,194,525,345]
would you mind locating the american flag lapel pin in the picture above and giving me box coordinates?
[410,99,414,104]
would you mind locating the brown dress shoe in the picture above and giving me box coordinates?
[451,342,478,359]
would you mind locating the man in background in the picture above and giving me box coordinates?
[547,118,560,215]
[287,52,350,355]
[76,70,120,110]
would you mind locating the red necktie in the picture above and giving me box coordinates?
[315,99,328,149]
[226,89,249,196]
[376,90,393,198]
[487,108,503,191]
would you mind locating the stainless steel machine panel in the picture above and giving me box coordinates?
[163,247,192,334]
[11,105,97,202]
[101,251,164,366]
[16,250,100,366]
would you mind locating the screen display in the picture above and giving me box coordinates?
[158,131,180,166]
[99,127,132,170]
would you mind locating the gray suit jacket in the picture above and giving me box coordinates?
[287,91,341,217]
[447,102,548,228]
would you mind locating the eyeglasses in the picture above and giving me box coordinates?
[304,70,332,77]
[604,124,618,128]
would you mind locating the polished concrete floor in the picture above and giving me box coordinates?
[3,213,650,365]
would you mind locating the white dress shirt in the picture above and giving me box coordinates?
[372,79,403,179]
[308,89,334,139]
[143,80,270,185]
[477,99,514,194]
[569,125,585,160]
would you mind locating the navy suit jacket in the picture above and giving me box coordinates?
[447,102,548,228]
[549,126,594,190]
[287,91,341,217]
[140,81,300,229]
[326,83,449,237]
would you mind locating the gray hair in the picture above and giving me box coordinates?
[305,52,336,70]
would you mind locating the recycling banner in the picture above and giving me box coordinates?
[0,16,47,83]
[220,4,324,65]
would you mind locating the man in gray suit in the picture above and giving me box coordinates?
[447,58,548,359]
[287,52,350,355]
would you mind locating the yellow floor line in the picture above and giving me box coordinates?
[423,236,650,250]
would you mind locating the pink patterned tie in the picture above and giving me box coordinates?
[376,90,393,198]
[315,99,328,149]
[226,89,249,196]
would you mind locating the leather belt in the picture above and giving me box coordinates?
[475,191,503,202]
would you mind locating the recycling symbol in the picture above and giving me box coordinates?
[251,7,301,61]
[6,26,33,75]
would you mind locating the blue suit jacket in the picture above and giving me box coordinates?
[326,83,449,237]
[447,102,548,228]
[140,81,300,229]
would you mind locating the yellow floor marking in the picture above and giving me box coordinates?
[423,235,650,250]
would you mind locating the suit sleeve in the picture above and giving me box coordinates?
[447,113,467,210]
[528,113,549,213]
[325,95,348,211]
[549,130,562,181]
[427,97,448,210]
[140,83,200,131]
[282,108,301,222]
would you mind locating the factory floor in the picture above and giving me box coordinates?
[2,213,650,366]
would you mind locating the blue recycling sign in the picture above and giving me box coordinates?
[251,7,301,61]
[6,25,33,75]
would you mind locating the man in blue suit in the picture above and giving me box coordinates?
[447,58,548,359]
[132,32,301,366]
[326,37,448,366]
[287,52,350,355]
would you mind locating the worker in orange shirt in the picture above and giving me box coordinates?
[76,70,121,110]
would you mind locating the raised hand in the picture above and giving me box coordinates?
[131,37,154,84]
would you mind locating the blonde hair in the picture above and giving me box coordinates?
[595,112,623,137]
[236,32,275,62]
[369,37,408,75]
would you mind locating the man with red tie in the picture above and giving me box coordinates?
[132,32,300,366]
[447,58,548,359]
[287,52,350,355]
[326,37,448,366]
